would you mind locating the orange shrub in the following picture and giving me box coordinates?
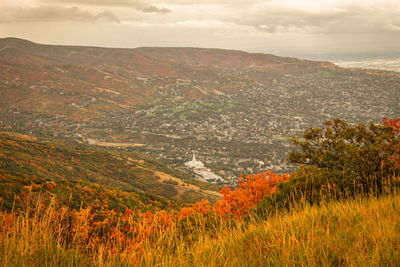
[213,171,289,218]
[179,199,211,220]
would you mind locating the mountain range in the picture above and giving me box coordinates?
[0,37,336,121]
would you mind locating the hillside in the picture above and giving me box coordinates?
[0,38,336,121]
[157,193,400,266]
[0,38,335,72]
[0,116,399,266]
[0,132,220,211]
[1,188,399,266]
[1,38,399,179]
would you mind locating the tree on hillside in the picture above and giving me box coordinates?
[288,118,400,194]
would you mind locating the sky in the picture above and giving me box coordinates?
[1,0,400,59]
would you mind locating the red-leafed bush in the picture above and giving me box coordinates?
[214,171,289,219]
[383,117,400,168]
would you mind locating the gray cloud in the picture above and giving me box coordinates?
[42,0,170,14]
[1,0,400,58]
[217,2,400,36]
[383,24,400,32]
[235,9,344,33]
[0,5,120,23]
[153,0,259,6]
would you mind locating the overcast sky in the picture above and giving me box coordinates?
[1,0,399,59]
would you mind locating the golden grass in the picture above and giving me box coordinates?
[1,192,400,266]
[188,194,400,266]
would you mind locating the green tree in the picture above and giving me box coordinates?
[255,118,400,218]
[288,118,400,194]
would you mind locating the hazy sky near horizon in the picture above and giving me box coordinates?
[1,0,400,59]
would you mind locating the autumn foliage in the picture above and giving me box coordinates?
[0,170,289,257]
[214,171,289,218]
[383,117,400,168]
[0,118,399,264]
[112,170,289,250]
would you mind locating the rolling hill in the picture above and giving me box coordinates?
[0,37,337,121]
[0,132,220,211]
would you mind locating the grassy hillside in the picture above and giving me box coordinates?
[1,190,399,266]
[189,193,400,266]
[0,132,220,211]
[1,117,399,265]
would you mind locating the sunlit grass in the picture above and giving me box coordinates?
[187,193,400,266]
[1,190,400,266]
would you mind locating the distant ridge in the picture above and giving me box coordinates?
[0,37,337,71]
[0,37,338,121]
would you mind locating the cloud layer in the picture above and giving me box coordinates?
[1,0,399,58]
[46,0,171,14]
[0,5,120,23]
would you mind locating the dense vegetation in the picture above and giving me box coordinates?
[0,118,399,266]
[0,133,220,211]
[256,118,400,215]
[2,192,399,266]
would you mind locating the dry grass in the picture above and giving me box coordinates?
[1,190,400,266]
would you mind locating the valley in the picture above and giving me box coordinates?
[0,38,399,185]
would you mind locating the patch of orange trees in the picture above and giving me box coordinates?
[214,171,289,218]
[105,170,289,251]
[0,170,290,254]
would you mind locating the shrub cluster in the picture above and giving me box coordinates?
[256,118,400,216]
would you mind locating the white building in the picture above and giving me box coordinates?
[185,153,222,183]
[185,153,204,168]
